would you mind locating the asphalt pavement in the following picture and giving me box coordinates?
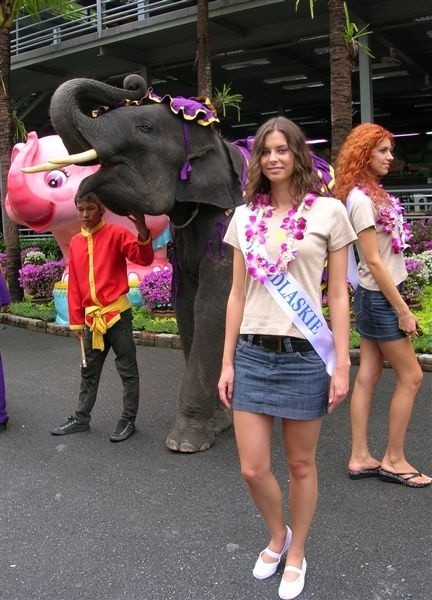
[0,325,431,600]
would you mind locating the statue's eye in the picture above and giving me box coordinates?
[136,121,153,133]
[46,169,69,188]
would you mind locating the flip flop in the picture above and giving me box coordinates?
[348,466,381,480]
[379,469,432,488]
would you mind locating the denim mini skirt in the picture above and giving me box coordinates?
[354,285,405,342]
[232,337,329,420]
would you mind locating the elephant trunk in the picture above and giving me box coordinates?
[49,75,148,160]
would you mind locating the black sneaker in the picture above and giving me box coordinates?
[0,421,7,433]
[50,416,90,436]
[109,419,135,443]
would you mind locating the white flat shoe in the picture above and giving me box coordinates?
[278,558,307,600]
[252,526,292,580]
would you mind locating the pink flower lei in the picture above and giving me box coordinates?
[357,185,412,253]
[244,192,317,283]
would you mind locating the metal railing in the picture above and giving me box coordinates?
[387,187,432,221]
[11,0,195,56]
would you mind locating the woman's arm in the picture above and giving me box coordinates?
[327,245,351,414]
[218,248,246,408]
[357,227,417,335]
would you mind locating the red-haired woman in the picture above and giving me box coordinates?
[335,123,431,488]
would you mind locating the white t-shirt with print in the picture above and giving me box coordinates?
[224,196,356,337]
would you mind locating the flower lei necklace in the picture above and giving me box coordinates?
[245,192,317,283]
[357,185,412,253]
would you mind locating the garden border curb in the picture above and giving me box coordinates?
[1,313,431,372]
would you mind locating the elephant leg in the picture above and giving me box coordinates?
[166,256,232,452]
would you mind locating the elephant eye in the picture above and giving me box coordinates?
[136,121,153,133]
[46,169,70,188]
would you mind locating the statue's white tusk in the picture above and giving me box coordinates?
[21,148,99,173]
[21,162,65,173]
[49,149,98,165]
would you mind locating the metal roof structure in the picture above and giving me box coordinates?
[10,0,432,146]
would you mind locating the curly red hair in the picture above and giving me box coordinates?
[334,123,394,205]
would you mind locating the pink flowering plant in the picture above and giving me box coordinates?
[138,267,173,312]
[401,257,427,306]
[408,219,432,254]
[18,260,65,299]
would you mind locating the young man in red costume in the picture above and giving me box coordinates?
[51,192,154,442]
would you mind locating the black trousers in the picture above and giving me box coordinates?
[75,309,139,423]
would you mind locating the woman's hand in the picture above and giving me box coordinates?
[397,310,418,337]
[218,365,235,409]
[328,365,350,414]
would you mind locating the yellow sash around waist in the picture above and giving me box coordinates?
[85,295,131,351]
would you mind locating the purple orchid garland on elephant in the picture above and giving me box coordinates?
[23,75,334,453]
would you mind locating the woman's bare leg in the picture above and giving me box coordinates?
[281,418,322,580]
[233,410,287,563]
[379,337,430,485]
[348,338,383,472]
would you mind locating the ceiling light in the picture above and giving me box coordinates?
[300,119,326,125]
[426,131,432,135]
[214,49,245,58]
[298,34,328,43]
[374,112,391,117]
[151,78,167,85]
[314,47,330,55]
[283,81,324,91]
[306,139,328,144]
[264,74,307,84]
[394,132,420,137]
[260,109,292,116]
[231,122,258,128]
[414,102,432,107]
[222,58,271,70]
[414,15,432,22]
[371,70,408,80]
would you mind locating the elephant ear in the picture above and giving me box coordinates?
[175,130,244,210]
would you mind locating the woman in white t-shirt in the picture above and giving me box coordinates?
[335,123,431,489]
[218,117,355,600]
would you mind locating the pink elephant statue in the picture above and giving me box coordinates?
[6,131,171,282]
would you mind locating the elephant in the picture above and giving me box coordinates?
[7,131,171,282]
[30,74,245,453]
[27,75,333,453]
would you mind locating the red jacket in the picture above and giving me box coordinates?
[68,221,154,327]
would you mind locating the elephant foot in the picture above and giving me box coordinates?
[166,415,216,453]
[211,407,232,435]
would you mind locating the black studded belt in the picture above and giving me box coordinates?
[240,334,313,353]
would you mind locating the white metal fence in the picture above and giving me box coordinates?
[12,0,195,55]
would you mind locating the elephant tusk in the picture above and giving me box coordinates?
[49,149,98,165]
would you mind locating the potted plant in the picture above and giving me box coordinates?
[138,267,173,314]
[18,259,65,302]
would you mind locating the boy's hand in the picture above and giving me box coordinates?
[128,213,151,242]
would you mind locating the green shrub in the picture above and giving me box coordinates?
[132,307,178,334]
[9,299,56,321]
[0,237,61,259]
[20,238,61,259]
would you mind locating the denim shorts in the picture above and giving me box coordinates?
[354,285,405,342]
[232,337,329,420]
